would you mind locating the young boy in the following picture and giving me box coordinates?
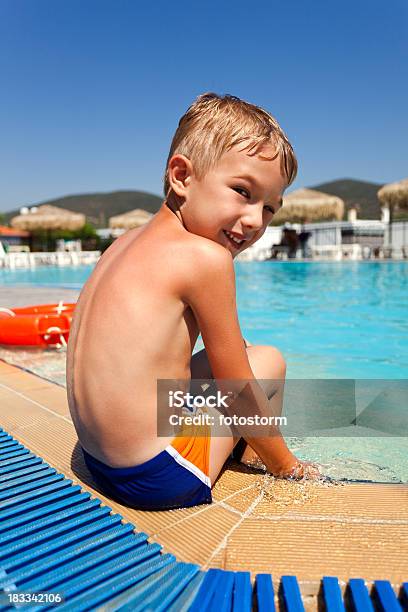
[67,93,320,511]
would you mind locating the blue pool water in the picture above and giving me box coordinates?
[236,261,408,379]
[0,265,90,290]
[2,261,407,378]
[1,261,407,482]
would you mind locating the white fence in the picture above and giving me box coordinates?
[0,251,101,269]
[384,222,408,258]
[236,226,283,261]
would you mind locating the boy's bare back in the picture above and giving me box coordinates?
[67,204,211,467]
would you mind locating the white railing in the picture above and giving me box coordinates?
[310,244,363,260]
[0,251,101,269]
[237,247,272,262]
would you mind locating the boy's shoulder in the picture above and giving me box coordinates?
[177,231,234,275]
[163,230,235,299]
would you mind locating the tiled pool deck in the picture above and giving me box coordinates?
[1,287,407,605]
[1,358,407,602]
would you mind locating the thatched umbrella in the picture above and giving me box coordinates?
[109,208,153,230]
[10,205,86,251]
[11,205,86,231]
[273,188,345,224]
[378,178,408,210]
[378,178,408,245]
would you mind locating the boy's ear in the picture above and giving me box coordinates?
[168,154,194,198]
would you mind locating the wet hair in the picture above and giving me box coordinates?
[163,92,297,199]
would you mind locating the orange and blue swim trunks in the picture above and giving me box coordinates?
[81,422,211,511]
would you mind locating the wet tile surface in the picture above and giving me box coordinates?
[1,360,407,585]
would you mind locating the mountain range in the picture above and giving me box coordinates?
[4,178,405,228]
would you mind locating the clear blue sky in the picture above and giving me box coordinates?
[0,0,407,212]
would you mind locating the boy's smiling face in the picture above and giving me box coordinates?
[169,142,286,257]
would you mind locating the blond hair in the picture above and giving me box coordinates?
[164,92,297,199]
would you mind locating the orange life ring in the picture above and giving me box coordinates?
[0,302,76,317]
[0,303,75,347]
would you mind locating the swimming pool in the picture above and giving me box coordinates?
[2,261,407,378]
[1,261,407,482]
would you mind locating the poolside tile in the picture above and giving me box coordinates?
[206,549,227,569]
[0,384,19,400]
[222,519,408,582]
[24,385,70,417]
[1,359,408,586]
[0,360,22,374]
[13,416,79,476]
[0,370,52,391]
[127,505,209,538]
[0,390,59,433]
[217,485,261,514]
[281,481,408,520]
[149,505,240,566]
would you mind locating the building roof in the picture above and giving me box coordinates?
[0,225,30,237]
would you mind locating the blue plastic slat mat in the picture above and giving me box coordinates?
[24,541,163,602]
[0,501,128,587]
[0,441,22,454]
[0,461,50,485]
[0,505,113,561]
[0,497,102,547]
[208,569,235,612]
[280,575,305,612]
[0,473,66,501]
[0,466,57,493]
[0,456,44,476]
[232,571,252,612]
[0,531,145,590]
[0,433,14,442]
[0,452,39,469]
[0,491,92,536]
[0,444,28,456]
[0,477,74,510]
[400,582,408,608]
[321,576,345,612]
[256,573,275,612]
[0,427,407,611]
[115,561,199,611]
[166,571,206,612]
[373,580,403,612]
[2,522,136,586]
[2,513,124,572]
[0,484,84,522]
[189,568,224,611]
[347,579,375,612]
[4,516,125,571]
[53,553,176,611]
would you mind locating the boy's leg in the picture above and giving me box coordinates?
[190,344,286,483]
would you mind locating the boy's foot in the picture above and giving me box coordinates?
[240,446,266,471]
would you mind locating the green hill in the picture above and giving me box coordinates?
[2,179,406,227]
[309,178,384,220]
[3,190,164,228]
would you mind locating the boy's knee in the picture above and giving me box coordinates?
[266,345,286,377]
[252,344,286,378]
[267,346,286,378]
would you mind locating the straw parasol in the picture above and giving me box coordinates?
[109,208,153,230]
[10,205,86,231]
[273,188,345,224]
[377,178,408,246]
[377,178,408,212]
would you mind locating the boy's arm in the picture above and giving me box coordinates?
[181,242,299,476]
